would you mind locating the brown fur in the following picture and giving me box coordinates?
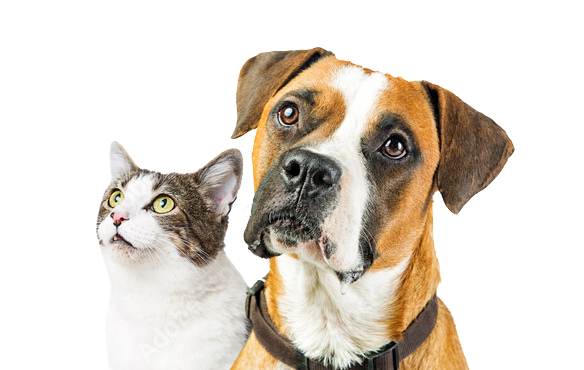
[233,331,281,369]
[232,48,512,369]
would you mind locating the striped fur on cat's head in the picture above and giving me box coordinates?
[96,142,243,266]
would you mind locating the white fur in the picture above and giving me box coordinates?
[98,174,248,370]
[308,65,389,273]
[277,254,409,369]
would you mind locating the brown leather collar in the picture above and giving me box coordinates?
[246,278,439,370]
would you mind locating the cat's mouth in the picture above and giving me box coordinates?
[111,233,135,248]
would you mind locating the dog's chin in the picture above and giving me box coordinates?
[245,212,318,257]
[268,229,323,262]
[256,224,366,294]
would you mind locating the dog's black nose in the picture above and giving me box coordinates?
[281,148,342,197]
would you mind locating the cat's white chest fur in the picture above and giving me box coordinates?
[104,250,248,370]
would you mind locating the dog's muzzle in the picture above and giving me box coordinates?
[244,148,342,258]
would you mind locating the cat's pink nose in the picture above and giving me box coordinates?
[111,212,129,227]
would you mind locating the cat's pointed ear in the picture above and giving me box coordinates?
[195,149,243,218]
[110,142,139,179]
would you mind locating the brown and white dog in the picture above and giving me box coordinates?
[231,48,513,369]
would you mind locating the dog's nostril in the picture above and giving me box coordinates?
[281,150,341,191]
[313,170,333,187]
[284,161,301,178]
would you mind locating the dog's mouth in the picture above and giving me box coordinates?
[246,211,320,256]
[268,212,321,246]
[245,210,366,294]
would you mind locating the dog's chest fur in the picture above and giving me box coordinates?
[276,255,409,369]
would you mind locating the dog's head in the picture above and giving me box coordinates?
[233,48,513,287]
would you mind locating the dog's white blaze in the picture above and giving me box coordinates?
[310,65,389,273]
[277,254,410,368]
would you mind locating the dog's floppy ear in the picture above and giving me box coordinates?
[231,47,334,139]
[421,81,514,214]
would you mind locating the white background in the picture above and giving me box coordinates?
[1,1,582,369]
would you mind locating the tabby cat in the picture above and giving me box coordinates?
[96,142,249,370]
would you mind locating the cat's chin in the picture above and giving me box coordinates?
[112,233,134,248]
[108,236,149,264]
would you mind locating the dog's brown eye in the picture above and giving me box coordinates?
[278,105,299,126]
[383,137,407,159]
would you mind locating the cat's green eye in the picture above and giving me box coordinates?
[108,189,124,208]
[151,195,175,214]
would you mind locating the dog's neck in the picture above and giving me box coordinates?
[263,206,440,368]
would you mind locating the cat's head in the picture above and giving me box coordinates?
[96,142,243,266]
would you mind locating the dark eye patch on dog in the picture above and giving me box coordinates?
[271,89,319,114]
[363,113,420,165]
[284,88,318,106]
[358,113,424,265]
[362,113,422,190]
[268,88,326,138]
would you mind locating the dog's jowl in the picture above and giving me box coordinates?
[233,48,513,369]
